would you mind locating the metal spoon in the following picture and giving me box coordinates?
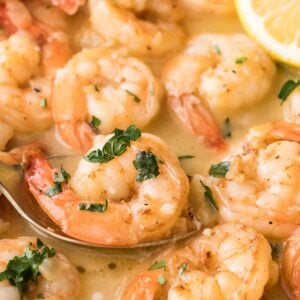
[0,155,200,248]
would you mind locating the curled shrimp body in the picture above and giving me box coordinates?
[0,237,80,300]
[123,223,275,300]
[208,122,300,240]
[281,226,300,299]
[162,34,276,149]
[52,48,163,152]
[88,0,185,57]
[25,132,190,246]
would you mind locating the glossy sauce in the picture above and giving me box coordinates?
[0,8,295,300]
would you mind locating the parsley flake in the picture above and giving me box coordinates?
[178,155,195,161]
[178,263,188,277]
[133,151,160,182]
[158,275,166,285]
[89,116,101,133]
[84,125,141,163]
[79,199,108,212]
[45,166,70,197]
[235,56,247,64]
[278,79,300,104]
[209,161,230,178]
[213,44,221,55]
[0,239,56,298]
[222,117,231,138]
[39,98,47,108]
[125,90,141,103]
[148,260,166,271]
[200,181,218,212]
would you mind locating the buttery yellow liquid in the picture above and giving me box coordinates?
[0,8,295,300]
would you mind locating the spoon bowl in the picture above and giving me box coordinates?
[0,156,200,248]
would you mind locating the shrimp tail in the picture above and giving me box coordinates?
[56,121,94,153]
[170,95,226,150]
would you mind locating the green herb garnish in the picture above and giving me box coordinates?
[209,161,230,178]
[222,117,231,138]
[78,199,108,213]
[125,90,141,103]
[45,184,62,197]
[0,239,56,298]
[200,181,218,212]
[178,155,195,161]
[213,44,221,55]
[84,125,141,163]
[89,116,101,133]
[39,98,47,108]
[178,263,188,277]
[235,56,247,64]
[36,294,45,299]
[45,166,70,197]
[278,79,300,104]
[148,260,166,271]
[158,275,166,285]
[133,151,160,182]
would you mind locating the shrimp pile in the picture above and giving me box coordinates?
[162,33,276,149]
[206,122,300,240]
[123,223,277,300]
[52,47,162,152]
[0,237,80,299]
[25,129,191,246]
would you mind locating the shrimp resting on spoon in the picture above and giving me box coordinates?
[25,127,191,246]
[52,48,162,152]
[162,34,276,149]
[123,223,277,300]
[207,122,300,240]
[88,0,185,57]
[0,237,80,300]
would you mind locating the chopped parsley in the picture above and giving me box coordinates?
[125,90,141,103]
[39,98,47,108]
[36,293,45,299]
[0,239,56,298]
[178,263,188,277]
[45,166,70,197]
[84,125,141,163]
[209,161,230,178]
[235,56,247,64]
[178,155,195,161]
[133,151,160,182]
[89,116,101,133]
[213,44,222,55]
[78,199,108,213]
[278,79,300,104]
[200,181,218,212]
[158,275,166,285]
[222,117,231,138]
[148,260,166,271]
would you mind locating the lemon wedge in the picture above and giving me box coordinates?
[235,0,300,67]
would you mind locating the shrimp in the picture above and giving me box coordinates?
[0,237,80,299]
[0,33,52,149]
[283,88,300,125]
[50,0,85,15]
[122,223,276,300]
[281,226,300,300]
[88,0,185,57]
[178,0,235,16]
[0,0,73,75]
[25,130,191,246]
[207,122,300,240]
[162,34,276,149]
[52,48,163,152]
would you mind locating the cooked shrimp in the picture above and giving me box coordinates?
[283,89,300,124]
[0,34,52,149]
[0,237,80,299]
[281,226,300,300]
[178,0,235,16]
[25,131,190,246]
[207,122,300,240]
[162,34,276,149]
[0,0,73,75]
[50,0,85,15]
[52,48,162,152]
[123,223,276,300]
[88,0,185,57]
